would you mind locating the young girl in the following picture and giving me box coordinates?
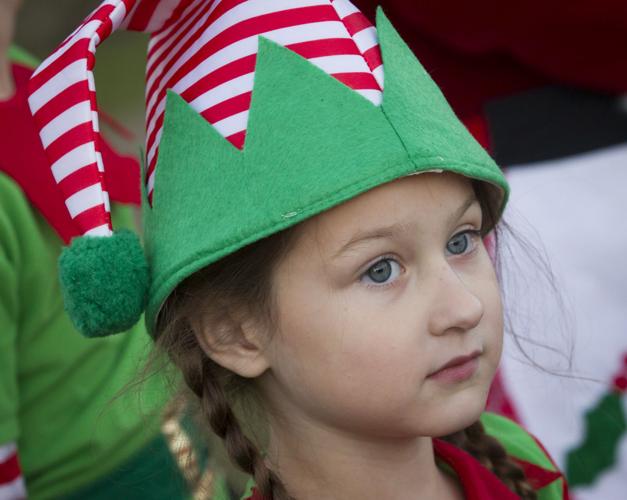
[28,0,568,498]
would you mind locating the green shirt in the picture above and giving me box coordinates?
[0,173,169,498]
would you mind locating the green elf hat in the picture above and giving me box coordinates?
[28,0,509,338]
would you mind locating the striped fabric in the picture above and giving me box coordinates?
[28,0,383,237]
[0,443,25,499]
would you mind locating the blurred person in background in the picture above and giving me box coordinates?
[353,1,627,499]
[0,0,231,498]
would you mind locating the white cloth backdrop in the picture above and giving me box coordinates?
[500,143,627,500]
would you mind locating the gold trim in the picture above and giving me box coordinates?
[162,399,215,499]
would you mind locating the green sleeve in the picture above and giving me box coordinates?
[0,175,27,443]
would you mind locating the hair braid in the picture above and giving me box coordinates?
[445,421,537,500]
[181,346,293,500]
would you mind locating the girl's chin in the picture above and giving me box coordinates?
[418,388,491,437]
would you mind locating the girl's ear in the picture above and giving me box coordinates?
[193,311,270,379]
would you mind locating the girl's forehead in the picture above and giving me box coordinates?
[289,173,478,253]
[311,173,473,229]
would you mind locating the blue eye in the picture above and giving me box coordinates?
[361,258,402,286]
[446,231,480,255]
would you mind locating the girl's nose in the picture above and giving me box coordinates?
[427,263,484,336]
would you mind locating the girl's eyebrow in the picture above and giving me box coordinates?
[333,223,407,259]
[333,193,478,259]
[446,193,480,226]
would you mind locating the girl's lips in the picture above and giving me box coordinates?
[427,351,481,383]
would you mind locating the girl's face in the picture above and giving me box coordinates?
[260,172,503,439]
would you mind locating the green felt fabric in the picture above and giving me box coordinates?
[482,412,564,499]
[143,8,509,334]
[482,413,556,471]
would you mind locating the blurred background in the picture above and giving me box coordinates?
[15,0,148,154]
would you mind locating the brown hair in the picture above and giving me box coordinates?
[155,181,536,500]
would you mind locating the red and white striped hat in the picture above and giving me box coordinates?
[28,0,384,240]
[28,0,508,339]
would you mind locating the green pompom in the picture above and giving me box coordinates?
[59,230,149,338]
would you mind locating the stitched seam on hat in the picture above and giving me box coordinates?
[379,105,419,170]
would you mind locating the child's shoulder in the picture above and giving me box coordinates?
[481,412,554,469]
[480,412,569,499]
